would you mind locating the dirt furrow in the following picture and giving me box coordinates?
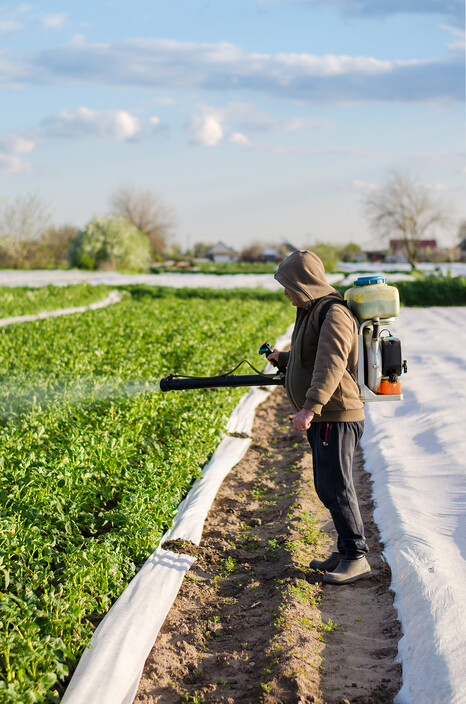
[135,387,402,704]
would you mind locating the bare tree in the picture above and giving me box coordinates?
[40,225,78,267]
[111,186,175,259]
[365,171,450,269]
[458,220,466,245]
[241,242,264,261]
[193,241,214,258]
[338,241,363,262]
[0,193,52,241]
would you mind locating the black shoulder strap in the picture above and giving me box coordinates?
[316,294,359,387]
[317,294,348,329]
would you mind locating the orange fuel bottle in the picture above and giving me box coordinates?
[377,377,402,395]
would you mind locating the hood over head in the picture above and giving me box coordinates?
[274,250,335,307]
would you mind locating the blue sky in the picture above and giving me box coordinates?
[0,0,464,250]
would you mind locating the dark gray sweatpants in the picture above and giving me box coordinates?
[306,421,368,558]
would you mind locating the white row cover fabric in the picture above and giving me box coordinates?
[2,264,466,291]
[0,289,122,327]
[361,308,466,704]
[62,325,294,704]
[62,549,195,704]
[0,269,345,290]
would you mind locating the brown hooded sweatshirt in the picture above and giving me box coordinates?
[274,250,364,423]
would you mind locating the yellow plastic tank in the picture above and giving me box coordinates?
[344,275,400,321]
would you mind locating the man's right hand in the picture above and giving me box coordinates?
[266,349,281,364]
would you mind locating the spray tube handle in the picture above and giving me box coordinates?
[259,342,275,358]
[259,341,287,374]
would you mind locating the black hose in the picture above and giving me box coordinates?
[160,374,285,392]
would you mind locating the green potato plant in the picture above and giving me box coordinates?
[0,287,293,702]
[0,285,113,319]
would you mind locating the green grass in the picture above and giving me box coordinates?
[0,288,293,702]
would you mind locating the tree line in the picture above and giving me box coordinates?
[0,187,175,272]
[0,172,462,272]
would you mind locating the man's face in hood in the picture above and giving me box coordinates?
[274,250,335,307]
[283,287,302,307]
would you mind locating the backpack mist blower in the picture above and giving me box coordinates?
[160,276,407,402]
[344,275,407,401]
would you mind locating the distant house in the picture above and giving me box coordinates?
[279,240,298,256]
[207,242,239,263]
[260,247,281,262]
[365,250,386,263]
[389,239,437,259]
[459,238,466,262]
[385,253,409,264]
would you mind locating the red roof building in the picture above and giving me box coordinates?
[390,239,437,252]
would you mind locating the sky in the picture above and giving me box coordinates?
[0,0,464,251]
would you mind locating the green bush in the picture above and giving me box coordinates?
[69,216,151,272]
[307,243,339,272]
[393,275,466,307]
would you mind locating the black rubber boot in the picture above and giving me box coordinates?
[323,556,371,584]
[309,552,344,572]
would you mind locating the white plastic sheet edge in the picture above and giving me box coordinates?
[0,290,122,328]
[61,324,294,704]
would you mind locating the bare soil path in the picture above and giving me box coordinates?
[135,387,402,704]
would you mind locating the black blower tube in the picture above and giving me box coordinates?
[160,374,285,392]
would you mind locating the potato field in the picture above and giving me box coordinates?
[0,285,112,319]
[0,285,293,703]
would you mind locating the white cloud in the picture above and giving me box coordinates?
[296,0,464,24]
[340,180,381,192]
[440,24,465,53]
[422,182,447,191]
[0,37,462,103]
[272,52,396,77]
[40,107,141,140]
[0,20,22,33]
[224,102,335,133]
[70,34,87,46]
[148,115,169,136]
[150,96,177,106]
[41,13,66,30]
[274,116,333,131]
[14,4,34,14]
[412,151,465,174]
[188,112,224,146]
[0,154,31,175]
[229,132,250,145]
[0,134,36,154]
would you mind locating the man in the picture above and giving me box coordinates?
[267,250,370,585]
